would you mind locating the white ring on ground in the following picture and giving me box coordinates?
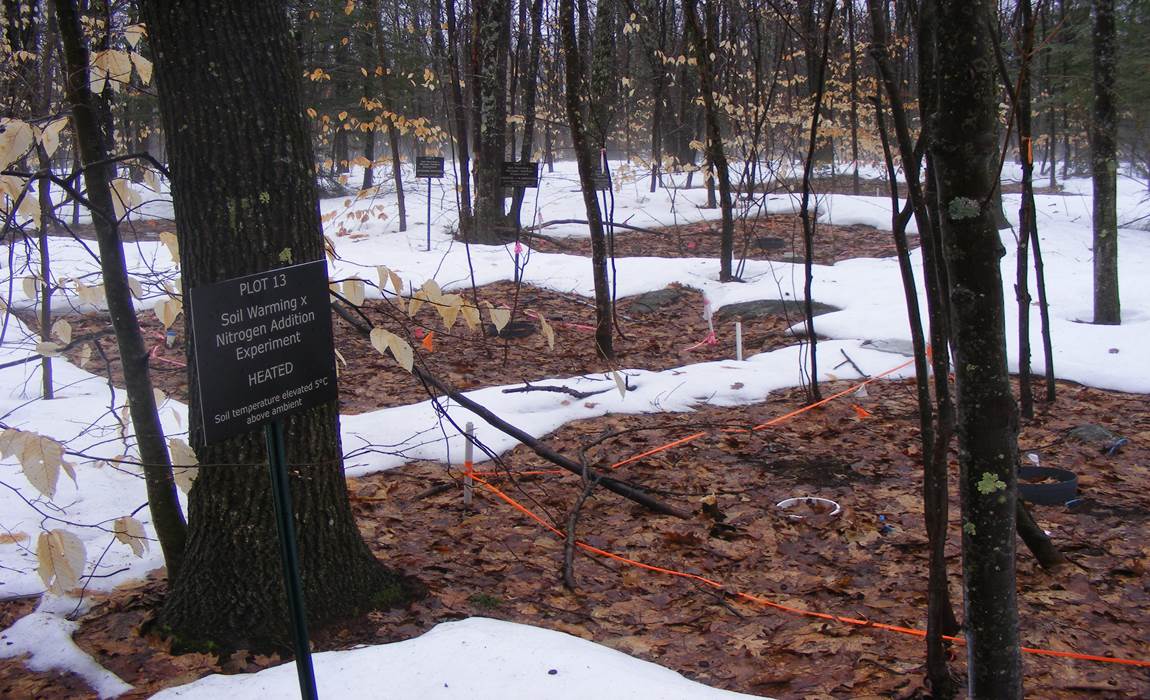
[775,496,842,520]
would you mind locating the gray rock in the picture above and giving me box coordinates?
[713,298,837,323]
[1068,424,1117,445]
[625,287,691,315]
[860,338,917,357]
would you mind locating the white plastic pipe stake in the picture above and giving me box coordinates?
[463,421,474,507]
[735,321,743,361]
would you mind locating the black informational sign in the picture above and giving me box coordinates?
[590,169,611,191]
[415,156,445,178]
[500,161,540,188]
[189,259,338,444]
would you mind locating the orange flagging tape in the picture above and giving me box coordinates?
[468,473,1150,669]
[610,356,916,470]
[468,469,567,477]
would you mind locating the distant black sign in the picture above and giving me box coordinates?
[190,260,338,444]
[415,156,445,178]
[500,161,540,188]
[590,169,611,191]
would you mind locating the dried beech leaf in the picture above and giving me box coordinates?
[154,297,183,329]
[37,529,85,594]
[343,278,366,306]
[460,304,481,331]
[612,370,627,399]
[483,302,510,332]
[436,294,463,330]
[51,319,72,346]
[538,313,555,350]
[113,516,149,557]
[168,437,198,467]
[159,231,179,261]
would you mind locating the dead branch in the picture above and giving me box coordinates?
[331,301,690,519]
[527,218,670,237]
[502,382,612,400]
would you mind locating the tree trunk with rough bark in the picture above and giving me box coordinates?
[141,0,408,649]
[469,0,512,244]
[929,1,1022,695]
[1091,0,1120,325]
[443,0,473,236]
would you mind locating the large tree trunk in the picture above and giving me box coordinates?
[54,0,187,582]
[469,0,512,244]
[929,1,1022,696]
[1091,0,1120,325]
[142,0,405,649]
[442,0,473,236]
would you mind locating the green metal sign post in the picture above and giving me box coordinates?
[265,419,318,700]
[190,260,339,699]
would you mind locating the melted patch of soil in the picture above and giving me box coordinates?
[527,213,915,265]
[56,281,803,414]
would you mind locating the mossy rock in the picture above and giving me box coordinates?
[714,299,837,323]
[624,287,692,315]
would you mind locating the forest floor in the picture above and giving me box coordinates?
[4,212,1149,699]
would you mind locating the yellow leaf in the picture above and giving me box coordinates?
[113,516,148,557]
[437,294,462,330]
[51,319,72,345]
[37,529,85,594]
[129,52,153,84]
[78,343,91,369]
[460,304,481,331]
[168,438,198,493]
[407,292,424,317]
[0,118,34,170]
[17,189,41,228]
[111,178,142,219]
[38,118,69,160]
[538,313,555,350]
[77,282,106,306]
[159,230,179,261]
[483,301,510,332]
[168,437,197,466]
[344,0,355,14]
[6,429,66,498]
[35,341,62,357]
[369,328,413,372]
[128,276,144,299]
[342,278,365,306]
[155,296,184,331]
[420,278,443,302]
[172,467,196,493]
[22,276,38,300]
[612,370,627,398]
[124,23,147,48]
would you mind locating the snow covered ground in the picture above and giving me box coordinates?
[1,160,1147,698]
